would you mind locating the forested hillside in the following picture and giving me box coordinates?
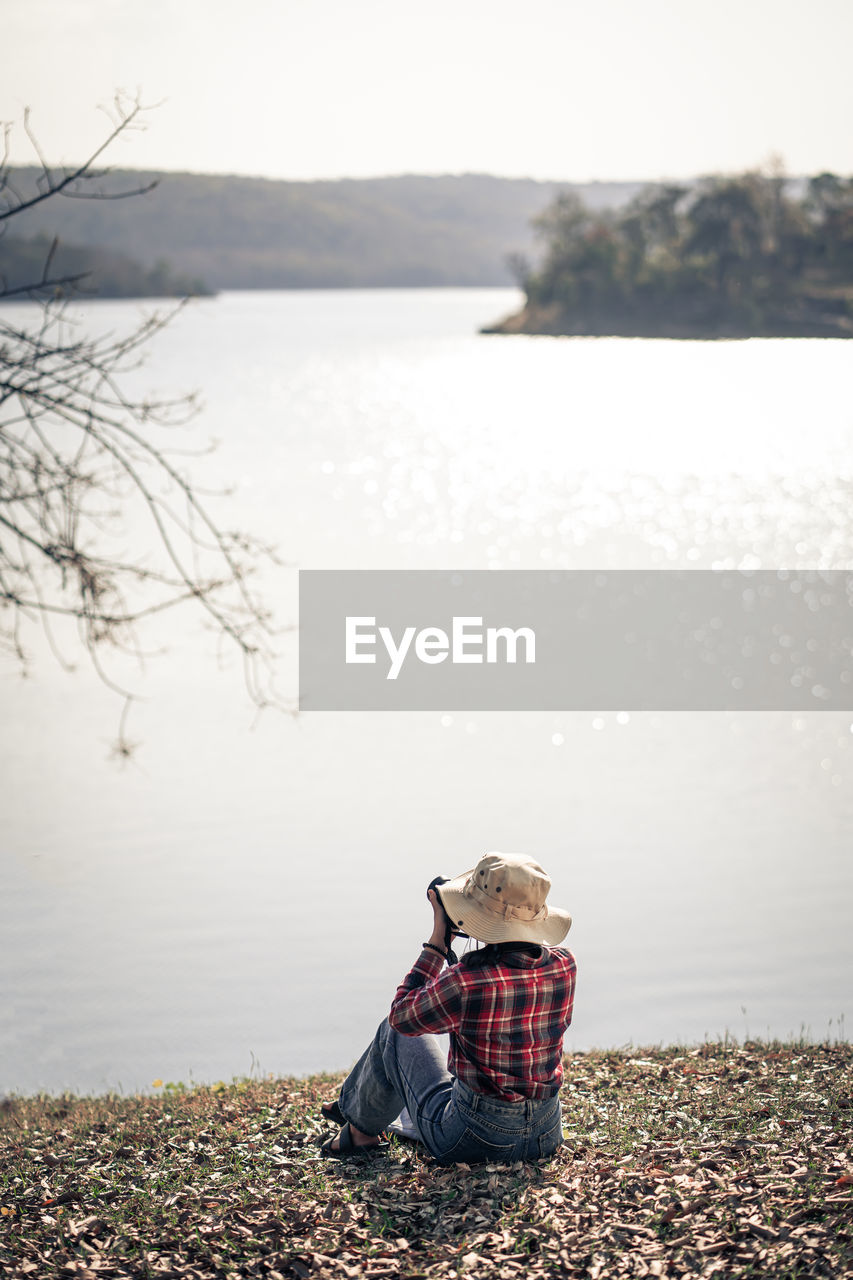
[0,232,211,299]
[5,170,644,291]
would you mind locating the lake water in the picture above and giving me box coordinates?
[1,288,852,1097]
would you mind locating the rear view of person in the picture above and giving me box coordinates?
[321,851,576,1163]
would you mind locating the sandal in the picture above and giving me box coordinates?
[320,1099,346,1125]
[320,1122,388,1160]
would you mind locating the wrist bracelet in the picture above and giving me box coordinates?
[422,941,447,958]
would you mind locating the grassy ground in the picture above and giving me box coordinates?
[2,1042,851,1279]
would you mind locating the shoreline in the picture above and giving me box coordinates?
[481,302,853,340]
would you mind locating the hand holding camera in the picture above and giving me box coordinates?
[426,876,468,962]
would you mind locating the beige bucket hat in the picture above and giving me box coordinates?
[437,852,571,947]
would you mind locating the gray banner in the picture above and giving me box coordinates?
[298,570,853,710]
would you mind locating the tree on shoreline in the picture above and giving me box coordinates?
[0,95,281,754]
[508,167,853,337]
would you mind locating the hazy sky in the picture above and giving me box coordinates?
[3,0,852,183]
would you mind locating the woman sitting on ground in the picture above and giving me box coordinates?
[321,851,576,1163]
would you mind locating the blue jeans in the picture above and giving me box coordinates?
[337,1017,563,1164]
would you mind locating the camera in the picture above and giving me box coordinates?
[427,875,469,943]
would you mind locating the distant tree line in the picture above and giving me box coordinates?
[4,169,644,292]
[496,170,853,337]
[0,232,212,300]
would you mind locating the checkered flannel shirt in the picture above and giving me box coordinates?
[388,943,577,1101]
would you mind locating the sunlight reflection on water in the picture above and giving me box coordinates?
[293,333,853,571]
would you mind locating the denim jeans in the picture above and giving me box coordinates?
[337,1017,563,1164]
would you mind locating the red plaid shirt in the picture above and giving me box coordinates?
[388,943,576,1101]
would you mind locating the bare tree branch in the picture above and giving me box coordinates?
[0,96,286,755]
[0,95,158,224]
